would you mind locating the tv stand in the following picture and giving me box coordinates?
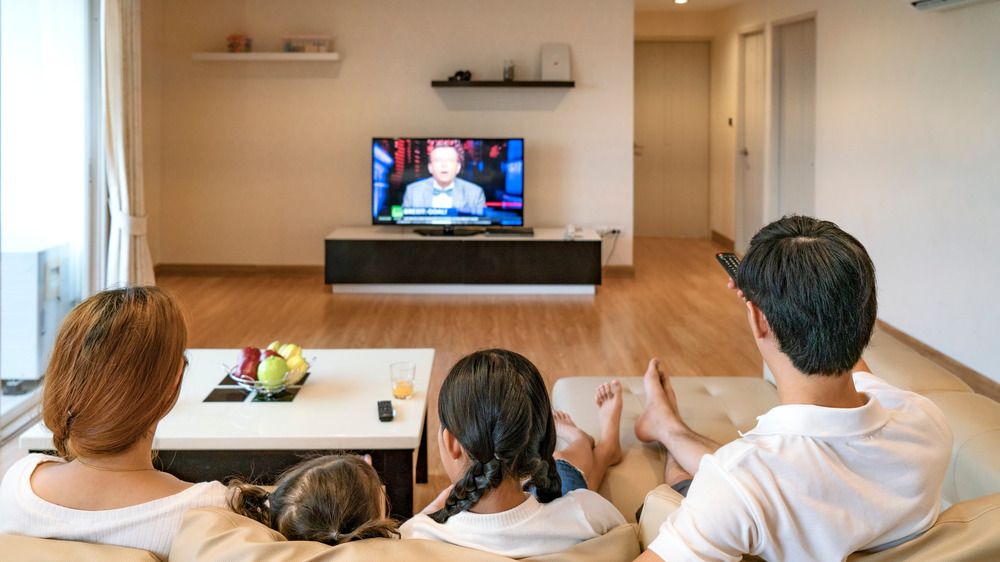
[325,227,601,294]
[413,226,485,237]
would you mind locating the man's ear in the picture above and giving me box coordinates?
[441,428,465,461]
[746,301,771,341]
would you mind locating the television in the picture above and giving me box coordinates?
[372,138,524,234]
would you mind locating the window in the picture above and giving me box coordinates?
[0,0,100,438]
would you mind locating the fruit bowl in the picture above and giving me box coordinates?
[226,365,308,396]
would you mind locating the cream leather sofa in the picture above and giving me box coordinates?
[550,329,1000,559]
[4,331,999,560]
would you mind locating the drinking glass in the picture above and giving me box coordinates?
[390,361,416,399]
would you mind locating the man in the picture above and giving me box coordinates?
[402,144,486,211]
[635,215,952,561]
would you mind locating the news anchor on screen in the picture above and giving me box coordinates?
[402,143,486,211]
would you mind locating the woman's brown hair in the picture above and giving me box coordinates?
[229,454,399,545]
[42,286,188,459]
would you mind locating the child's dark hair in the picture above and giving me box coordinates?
[430,348,561,523]
[228,454,399,545]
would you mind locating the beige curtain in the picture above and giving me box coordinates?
[105,0,154,286]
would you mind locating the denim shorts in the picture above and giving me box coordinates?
[555,458,588,495]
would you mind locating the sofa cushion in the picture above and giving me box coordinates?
[864,330,973,395]
[925,392,1000,506]
[550,375,779,522]
[0,533,158,561]
[170,507,640,561]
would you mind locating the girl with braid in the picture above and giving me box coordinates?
[400,349,626,558]
[228,454,399,545]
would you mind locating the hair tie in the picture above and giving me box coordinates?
[493,452,502,461]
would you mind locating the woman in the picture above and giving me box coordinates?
[0,286,229,559]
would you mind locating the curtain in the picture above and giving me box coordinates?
[105,0,154,286]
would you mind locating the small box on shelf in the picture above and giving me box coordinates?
[283,35,332,53]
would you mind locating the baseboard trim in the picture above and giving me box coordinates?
[603,265,636,278]
[155,264,324,277]
[876,319,1000,402]
[711,230,735,251]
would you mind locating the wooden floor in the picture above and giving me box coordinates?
[3,237,761,511]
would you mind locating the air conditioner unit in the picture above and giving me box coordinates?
[906,0,986,10]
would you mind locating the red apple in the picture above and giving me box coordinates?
[261,349,281,360]
[235,347,261,381]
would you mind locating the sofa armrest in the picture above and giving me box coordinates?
[171,507,640,562]
[0,534,158,561]
[847,493,1000,560]
[636,484,684,550]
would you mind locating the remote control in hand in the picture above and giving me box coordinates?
[716,252,741,286]
[378,400,394,422]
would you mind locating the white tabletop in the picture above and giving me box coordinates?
[20,348,434,452]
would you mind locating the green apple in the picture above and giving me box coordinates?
[257,355,288,390]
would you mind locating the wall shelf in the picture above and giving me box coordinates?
[431,80,574,88]
[192,52,341,62]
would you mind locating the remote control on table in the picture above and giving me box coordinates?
[377,400,394,422]
[716,252,741,285]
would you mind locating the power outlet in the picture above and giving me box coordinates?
[596,226,623,237]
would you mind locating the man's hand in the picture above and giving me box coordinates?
[727,277,746,302]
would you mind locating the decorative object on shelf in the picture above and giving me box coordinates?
[283,35,332,53]
[226,33,252,53]
[541,43,571,81]
[448,69,472,81]
[503,59,516,81]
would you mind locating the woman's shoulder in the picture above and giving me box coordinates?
[1,453,62,486]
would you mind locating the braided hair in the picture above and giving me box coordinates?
[228,454,399,545]
[429,349,561,523]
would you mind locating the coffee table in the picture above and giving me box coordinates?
[20,348,434,519]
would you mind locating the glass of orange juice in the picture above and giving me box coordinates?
[390,361,416,399]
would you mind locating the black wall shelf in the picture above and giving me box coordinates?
[431,80,575,88]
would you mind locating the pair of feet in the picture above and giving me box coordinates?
[553,380,625,469]
[552,359,690,486]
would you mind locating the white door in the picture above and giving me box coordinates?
[774,18,816,217]
[634,41,710,237]
[738,32,766,251]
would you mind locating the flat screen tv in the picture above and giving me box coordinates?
[372,138,524,234]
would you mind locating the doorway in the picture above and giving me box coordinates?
[737,31,766,252]
[773,18,817,218]
[633,41,710,238]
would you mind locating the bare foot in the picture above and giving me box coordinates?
[594,380,623,465]
[552,410,595,448]
[634,358,684,443]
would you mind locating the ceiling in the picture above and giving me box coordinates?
[635,0,744,12]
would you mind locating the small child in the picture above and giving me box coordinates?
[228,454,398,545]
[400,348,626,558]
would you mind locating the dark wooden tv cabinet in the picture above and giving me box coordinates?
[324,227,601,293]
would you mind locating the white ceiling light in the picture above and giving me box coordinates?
[675,0,688,3]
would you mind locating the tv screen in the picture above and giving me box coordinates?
[372,138,524,228]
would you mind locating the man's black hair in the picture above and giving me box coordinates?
[736,215,877,376]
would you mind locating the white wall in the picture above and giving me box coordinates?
[142,0,634,267]
[708,0,1000,380]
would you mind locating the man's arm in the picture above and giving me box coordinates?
[634,549,664,561]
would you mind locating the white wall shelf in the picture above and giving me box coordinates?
[191,52,341,62]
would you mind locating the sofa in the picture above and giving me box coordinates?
[550,328,1000,559]
[3,329,999,560]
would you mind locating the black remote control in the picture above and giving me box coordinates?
[377,400,394,422]
[716,252,741,285]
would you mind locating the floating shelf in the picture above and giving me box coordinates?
[431,80,575,88]
[192,52,341,62]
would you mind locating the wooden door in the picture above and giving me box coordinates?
[634,41,710,237]
[738,31,766,251]
[774,18,817,217]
